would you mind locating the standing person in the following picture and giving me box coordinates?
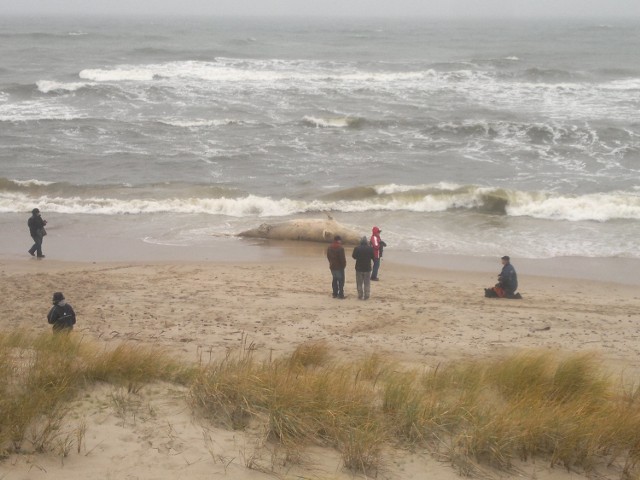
[47,292,76,333]
[326,235,346,299]
[27,208,47,258]
[352,236,374,300]
[369,226,386,281]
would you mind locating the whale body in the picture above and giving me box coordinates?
[238,218,362,245]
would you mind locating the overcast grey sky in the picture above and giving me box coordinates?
[1,0,640,18]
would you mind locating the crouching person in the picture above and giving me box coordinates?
[484,256,522,299]
[47,292,76,332]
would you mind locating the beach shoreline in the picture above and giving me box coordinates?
[4,219,639,285]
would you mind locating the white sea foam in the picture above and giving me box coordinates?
[0,101,85,122]
[507,191,640,221]
[67,58,640,121]
[36,80,91,93]
[76,59,440,88]
[0,194,304,217]
[11,179,55,186]
[302,115,359,128]
[374,183,462,194]
[601,78,640,91]
[2,188,638,222]
[159,119,243,128]
[79,67,156,82]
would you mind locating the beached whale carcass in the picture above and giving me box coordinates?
[238,217,362,244]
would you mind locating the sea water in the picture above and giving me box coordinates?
[1,16,639,260]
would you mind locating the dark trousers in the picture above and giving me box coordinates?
[29,234,43,257]
[331,269,345,297]
[371,258,380,279]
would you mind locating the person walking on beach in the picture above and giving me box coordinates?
[47,292,76,333]
[327,235,346,299]
[352,236,374,300]
[27,208,47,258]
[369,226,386,281]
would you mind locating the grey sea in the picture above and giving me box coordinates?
[1,16,639,267]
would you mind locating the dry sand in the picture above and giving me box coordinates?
[1,254,639,480]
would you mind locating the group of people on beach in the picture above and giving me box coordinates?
[27,208,77,332]
[326,226,386,300]
[326,225,521,300]
[29,208,519,332]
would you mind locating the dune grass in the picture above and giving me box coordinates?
[0,329,193,457]
[190,343,640,478]
[3,330,640,478]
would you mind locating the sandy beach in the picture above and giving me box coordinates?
[1,247,639,479]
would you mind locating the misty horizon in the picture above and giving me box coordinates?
[1,0,640,20]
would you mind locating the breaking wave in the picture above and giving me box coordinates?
[1,178,638,222]
[36,80,92,93]
[158,119,247,128]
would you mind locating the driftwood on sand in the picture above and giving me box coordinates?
[238,217,362,244]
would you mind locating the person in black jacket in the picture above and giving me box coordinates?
[47,292,76,332]
[352,236,375,300]
[27,208,47,258]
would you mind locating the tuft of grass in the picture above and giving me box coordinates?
[339,419,385,477]
[83,342,194,387]
[287,340,330,369]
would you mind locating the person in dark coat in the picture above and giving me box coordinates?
[484,256,521,299]
[352,236,375,300]
[498,255,518,297]
[28,208,47,258]
[326,235,347,299]
[47,292,76,332]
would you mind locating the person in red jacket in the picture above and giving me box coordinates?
[369,226,386,281]
[326,235,346,299]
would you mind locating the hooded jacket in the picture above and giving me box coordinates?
[47,302,76,331]
[326,240,346,270]
[28,213,46,237]
[352,238,374,272]
[370,227,382,260]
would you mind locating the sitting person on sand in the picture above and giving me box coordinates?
[484,256,522,299]
[47,292,76,332]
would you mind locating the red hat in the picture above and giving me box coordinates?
[372,226,381,234]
